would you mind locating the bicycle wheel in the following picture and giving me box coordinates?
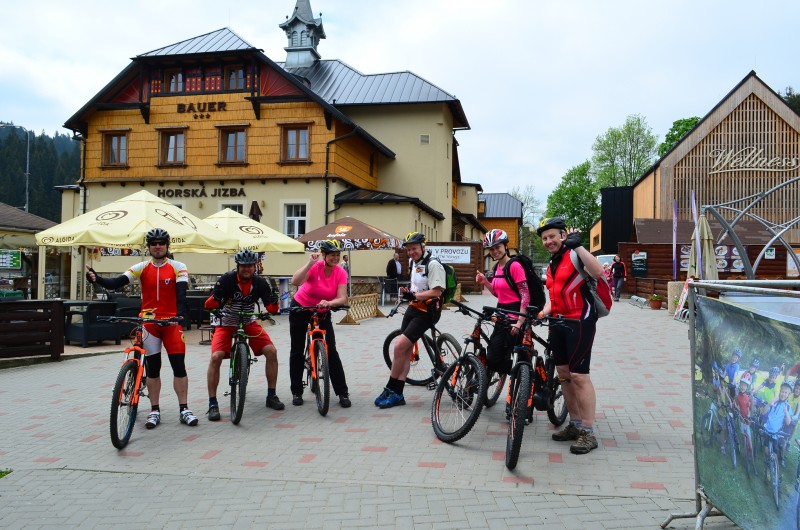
[770,452,780,509]
[435,333,462,373]
[383,329,433,386]
[701,412,716,447]
[230,342,249,425]
[431,355,487,443]
[546,374,569,426]
[506,364,531,470]
[484,369,506,408]
[110,359,139,450]
[727,416,737,469]
[313,340,330,416]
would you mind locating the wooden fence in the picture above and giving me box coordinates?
[0,300,65,360]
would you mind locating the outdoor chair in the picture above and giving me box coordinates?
[64,301,121,348]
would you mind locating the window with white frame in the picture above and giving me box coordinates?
[221,203,243,214]
[284,203,306,238]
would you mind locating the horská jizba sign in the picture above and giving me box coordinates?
[157,187,246,198]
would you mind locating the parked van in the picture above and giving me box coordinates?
[595,254,616,267]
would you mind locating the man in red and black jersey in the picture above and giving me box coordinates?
[203,249,284,421]
[538,217,604,455]
[86,227,198,429]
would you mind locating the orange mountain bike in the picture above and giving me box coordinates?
[292,305,349,416]
[99,315,181,449]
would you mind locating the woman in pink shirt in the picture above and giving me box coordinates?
[475,229,545,375]
[288,239,351,408]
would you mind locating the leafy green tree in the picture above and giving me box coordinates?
[544,161,599,245]
[592,114,658,188]
[657,117,700,157]
[509,185,548,261]
[783,87,800,115]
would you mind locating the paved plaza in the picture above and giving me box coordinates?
[0,294,740,529]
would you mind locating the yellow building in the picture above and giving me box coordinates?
[60,2,482,285]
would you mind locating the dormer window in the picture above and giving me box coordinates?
[225,65,245,90]
[165,69,183,93]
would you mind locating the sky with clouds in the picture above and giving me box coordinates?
[1,0,797,205]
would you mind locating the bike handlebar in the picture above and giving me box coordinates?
[98,315,182,326]
[290,305,350,313]
[481,305,579,326]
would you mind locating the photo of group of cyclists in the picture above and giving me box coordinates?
[694,295,800,530]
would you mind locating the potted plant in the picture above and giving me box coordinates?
[649,293,663,310]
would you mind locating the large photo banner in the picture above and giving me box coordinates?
[694,296,800,529]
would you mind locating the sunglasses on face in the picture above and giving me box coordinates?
[149,241,167,247]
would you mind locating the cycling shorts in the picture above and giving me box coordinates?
[549,319,596,374]
[142,322,185,356]
[211,321,273,358]
[401,305,434,344]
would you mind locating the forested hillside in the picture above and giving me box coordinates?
[0,124,80,222]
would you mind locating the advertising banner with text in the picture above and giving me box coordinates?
[694,296,800,529]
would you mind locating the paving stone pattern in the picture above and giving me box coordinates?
[0,294,741,529]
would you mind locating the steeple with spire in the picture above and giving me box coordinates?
[279,0,326,68]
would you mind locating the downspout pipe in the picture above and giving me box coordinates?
[324,128,359,225]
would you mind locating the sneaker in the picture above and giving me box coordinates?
[377,389,405,409]
[374,388,391,407]
[339,394,352,408]
[207,405,220,422]
[179,409,199,426]
[145,410,160,429]
[570,430,599,455]
[552,422,581,441]
[266,395,285,410]
[292,394,304,406]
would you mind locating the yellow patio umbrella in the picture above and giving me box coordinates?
[35,190,238,252]
[204,209,304,252]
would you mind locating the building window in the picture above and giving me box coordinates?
[217,127,247,165]
[158,129,186,166]
[221,203,243,214]
[284,203,306,238]
[102,132,128,167]
[281,126,309,162]
[225,65,245,90]
[165,69,183,93]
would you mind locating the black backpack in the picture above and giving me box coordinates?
[492,254,546,311]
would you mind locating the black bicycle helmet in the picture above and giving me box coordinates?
[536,217,567,236]
[234,249,259,265]
[403,231,426,246]
[319,239,342,254]
[145,227,170,245]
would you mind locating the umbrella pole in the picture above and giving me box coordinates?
[347,249,352,297]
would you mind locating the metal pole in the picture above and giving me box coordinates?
[24,129,30,212]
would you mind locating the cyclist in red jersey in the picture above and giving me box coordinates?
[86,228,198,428]
[203,249,284,421]
[537,217,604,455]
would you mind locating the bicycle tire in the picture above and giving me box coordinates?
[770,452,780,509]
[484,369,506,408]
[383,329,433,386]
[727,416,737,469]
[313,340,330,416]
[431,355,487,443]
[110,359,139,450]
[546,375,569,426]
[435,333,462,373]
[701,412,715,447]
[506,364,531,470]
[230,342,249,425]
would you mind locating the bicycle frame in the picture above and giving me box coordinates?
[304,311,327,383]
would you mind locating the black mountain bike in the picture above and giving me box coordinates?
[383,300,461,388]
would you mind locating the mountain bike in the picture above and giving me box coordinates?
[98,315,181,449]
[483,305,573,470]
[221,310,274,425]
[732,404,755,476]
[761,427,789,509]
[793,438,800,529]
[450,300,506,407]
[430,326,487,443]
[293,305,349,416]
[382,300,461,388]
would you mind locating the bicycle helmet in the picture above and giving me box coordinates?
[739,372,752,386]
[770,366,781,377]
[403,231,426,246]
[318,239,342,254]
[483,229,509,249]
[145,227,170,245]
[234,249,259,265]
[750,359,760,368]
[732,348,742,360]
[781,380,794,392]
[536,216,567,236]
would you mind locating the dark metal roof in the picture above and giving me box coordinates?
[478,193,522,219]
[0,202,56,232]
[279,0,325,36]
[280,60,469,129]
[334,188,444,220]
[138,28,258,57]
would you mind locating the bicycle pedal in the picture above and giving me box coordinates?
[223,391,231,397]
[427,381,436,391]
